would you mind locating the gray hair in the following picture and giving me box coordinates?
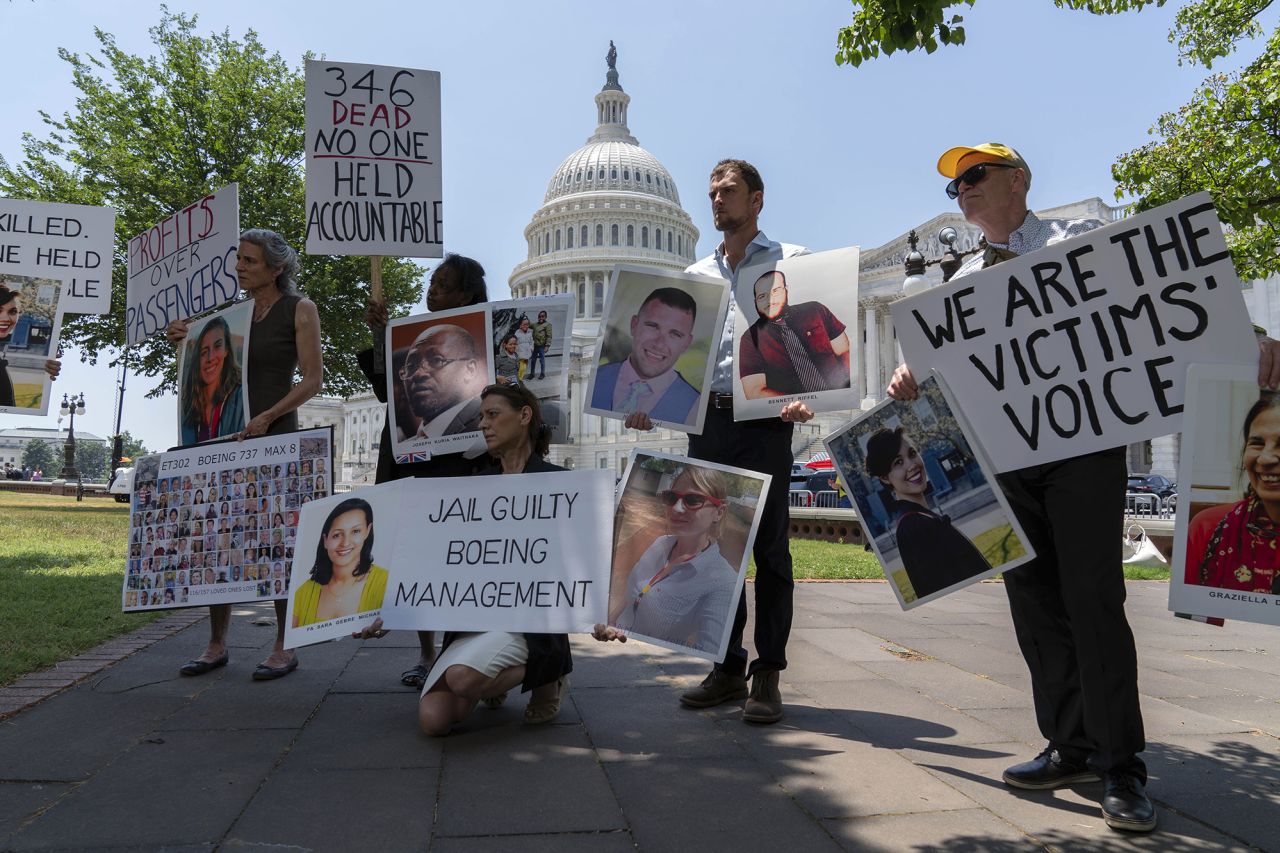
[239,228,299,294]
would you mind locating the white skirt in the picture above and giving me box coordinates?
[421,631,529,697]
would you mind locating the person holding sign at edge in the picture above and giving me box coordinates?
[889,142,1280,832]
[168,228,323,681]
[354,384,572,734]
[628,159,814,724]
[359,253,490,689]
[0,280,63,407]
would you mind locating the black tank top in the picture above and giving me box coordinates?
[247,292,300,435]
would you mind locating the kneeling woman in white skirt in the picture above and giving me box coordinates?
[356,384,571,735]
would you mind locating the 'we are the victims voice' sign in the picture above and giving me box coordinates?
[892,193,1257,472]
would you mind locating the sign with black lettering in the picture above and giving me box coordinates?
[125,184,239,346]
[304,60,443,257]
[0,197,116,315]
[283,470,612,646]
[122,428,334,612]
[891,193,1257,472]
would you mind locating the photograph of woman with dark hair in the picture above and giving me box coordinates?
[179,314,246,444]
[1187,390,1280,594]
[865,426,992,599]
[291,497,389,628]
[0,278,62,409]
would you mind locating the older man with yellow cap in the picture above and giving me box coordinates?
[888,142,1157,833]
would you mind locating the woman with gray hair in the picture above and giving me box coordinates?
[166,228,323,681]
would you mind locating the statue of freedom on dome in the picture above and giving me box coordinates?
[607,41,617,69]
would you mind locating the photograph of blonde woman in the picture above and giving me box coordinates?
[594,453,767,660]
[177,306,250,445]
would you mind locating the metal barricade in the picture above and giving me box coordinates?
[1125,492,1160,517]
[788,489,814,508]
[812,490,841,509]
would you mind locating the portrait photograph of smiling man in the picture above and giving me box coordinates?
[586,266,729,433]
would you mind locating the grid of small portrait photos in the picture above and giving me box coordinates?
[122,428,333,611]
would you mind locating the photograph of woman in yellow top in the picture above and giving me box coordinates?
[291,497,388,627]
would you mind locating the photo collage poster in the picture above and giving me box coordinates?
[0,272,65,416]
[583,265,729,435]
[824,374,1034,609]
[732,246,860,421]
[608,450,771,662]
[122,427,334,611]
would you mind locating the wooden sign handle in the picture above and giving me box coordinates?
[370,255,384,303]
[371,256,385,375]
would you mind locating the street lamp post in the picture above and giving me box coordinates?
[901,226,974,296]
[59,392,86,499]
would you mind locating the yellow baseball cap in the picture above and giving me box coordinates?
[937,143,1031,183]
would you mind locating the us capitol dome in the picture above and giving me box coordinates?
[508,43,700,471]
[509,43,698,324]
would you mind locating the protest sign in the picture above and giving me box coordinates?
[283,482,407,647]
[732,246,860,420]
[0,198,116,315]
[825,374,1033,609]
[384,304,492,462]
[174,301,252,445]
[891,193,1257,472]
[304,60,443,258]
[1169,363,1280,627]
[0,273,65,415]
[608,451,769,662]
[121,428,334,612]
[584,265,729,434]
[125,184,239,346]
[302,470,608,641]
[489,294,574,442]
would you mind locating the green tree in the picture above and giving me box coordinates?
[20,439,58,475]
[75,440,110,481]
[835,1,1280,279]
[117,430,148,462]
[0,10,424,398]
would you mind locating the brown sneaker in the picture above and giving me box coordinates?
[742,670,783,724]
[679,670,748,708]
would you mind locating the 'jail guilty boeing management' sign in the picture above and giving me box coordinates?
[891,193,1257,472]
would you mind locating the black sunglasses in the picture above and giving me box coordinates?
[946,162,1017,199]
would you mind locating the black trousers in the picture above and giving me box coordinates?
[997,446,1146,780]
[687,403,794,677]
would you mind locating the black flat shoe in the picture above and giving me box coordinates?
[179,654,228,677]
[1102,773,1157,832]
[1003,748,1100,790]
[251,657,298,681]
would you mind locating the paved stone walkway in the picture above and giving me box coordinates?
[1,581,1277,852]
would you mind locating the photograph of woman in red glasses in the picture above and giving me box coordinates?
[598,459,764,657]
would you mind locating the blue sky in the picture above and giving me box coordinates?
[1,0,1267,455]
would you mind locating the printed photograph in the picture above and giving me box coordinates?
[0,273,65,415]
[489,295,574,444]
[606,450,770,662]
[584,266,728,433]
[732,246,860,421]
[284,482,406,648]
[825,374,1032,609]
[1171,363,1280,626]
[175,300,252,445]
[385,305,493,462]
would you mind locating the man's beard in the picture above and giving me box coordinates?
[714,210,748,233]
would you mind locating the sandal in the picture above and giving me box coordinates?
[401,663,431,689]
[523,676,569,724]
[481,691,508,709]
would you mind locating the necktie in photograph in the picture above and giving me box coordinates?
[620,380,651,414]
[775,318,827,393]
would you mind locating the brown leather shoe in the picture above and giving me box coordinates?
[742,670,783,724]
[679,670,748,708]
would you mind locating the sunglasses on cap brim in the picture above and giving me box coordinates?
[946,162,1017,199]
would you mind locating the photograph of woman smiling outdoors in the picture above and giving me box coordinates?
[865,426,992,600]
[292,497,388,628]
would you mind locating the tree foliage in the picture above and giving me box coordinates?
[0,10,424,398]
[75,440,110,481]
[836,0,1280,279]
[118,430,148,461]
[20,439,57,474]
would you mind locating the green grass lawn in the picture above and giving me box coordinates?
[0,491,162,686]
